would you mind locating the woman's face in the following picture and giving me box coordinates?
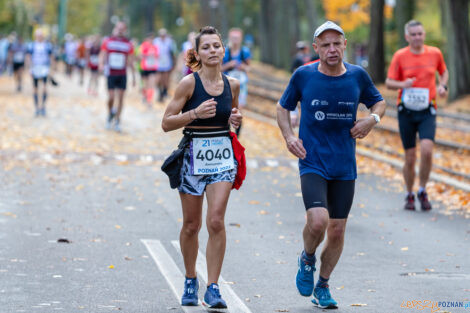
[196,34,225,67]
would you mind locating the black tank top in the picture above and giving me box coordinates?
[183,72,232,127]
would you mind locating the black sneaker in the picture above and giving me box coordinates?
[404,194,415,211]
[418,191,432,211]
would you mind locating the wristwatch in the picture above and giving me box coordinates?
[370,113,380,124]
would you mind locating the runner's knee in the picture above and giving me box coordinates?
[182,220,201,237]
[327,223,346,243]
[206,216,225,234]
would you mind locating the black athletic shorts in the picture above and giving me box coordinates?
[13,62,24,72]
[141,70,157,77]
[300,172,355,219]
[107,75,127,90]
[32,76,47,88]
[397,104,436,149]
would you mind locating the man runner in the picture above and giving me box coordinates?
[277,21,386,309]
[99,22,136,132]
[386,20,448,211]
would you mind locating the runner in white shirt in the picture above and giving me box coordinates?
[153,28,176,102]
[26,29,54,117]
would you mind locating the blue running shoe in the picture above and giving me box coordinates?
[296,251,316,296]
[312,285,338,309]
[181,277,198,306]
[203,283,227,310]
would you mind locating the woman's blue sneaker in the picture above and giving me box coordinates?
[203,283,227,309]
[312,285,338,309]
[181,277,198,306]
[296,251,316,296]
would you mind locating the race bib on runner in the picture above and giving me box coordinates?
[402,88,430,111]
[190,136,234,175]
[89,55,99,66]
[31,65,49,78]
[13,51,24,63]
[108,52,126,69]
[145,56,157,68]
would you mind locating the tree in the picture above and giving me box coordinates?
[442,0,470,101]
[394,0,414,48]
[368,0,385,83]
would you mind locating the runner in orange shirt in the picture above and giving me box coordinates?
[138,33,159,107]
[386,20,448,211]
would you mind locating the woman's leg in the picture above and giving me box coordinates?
[205,182,232,285]
[179,192,204,277]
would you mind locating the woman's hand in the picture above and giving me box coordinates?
[195,98,217,119]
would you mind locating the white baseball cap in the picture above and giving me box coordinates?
[314,21,345,40]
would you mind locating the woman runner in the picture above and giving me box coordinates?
[161,26,242,310]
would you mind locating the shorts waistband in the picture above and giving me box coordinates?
[183,127,230,138]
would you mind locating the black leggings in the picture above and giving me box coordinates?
[300,173,355,219]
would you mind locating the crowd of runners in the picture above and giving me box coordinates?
[0,18,449,311]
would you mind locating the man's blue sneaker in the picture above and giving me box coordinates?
[203,283,227,310]
[312,285,338,309]
[296,251,316,296]
[181,277,198,306]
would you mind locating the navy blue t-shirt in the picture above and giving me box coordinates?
[279,62,383,180]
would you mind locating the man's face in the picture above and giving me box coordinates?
[114,22,127,37]
[313,30,347,67]
[229,31,242,46]
[405,25,425,48]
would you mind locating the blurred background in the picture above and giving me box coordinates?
[0,0,469,100]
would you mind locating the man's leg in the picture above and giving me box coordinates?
[419,139,433,188]
[33,77,40,116]
[297,173,328,297]
[398,109,418,210]
[41,77,48,116]
[403,147,417,193]
[318,219,347,279]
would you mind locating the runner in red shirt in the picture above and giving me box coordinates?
[87,35,101,96]
[99,22,135,132]
[138,33,159,107]
[386,20,448,211]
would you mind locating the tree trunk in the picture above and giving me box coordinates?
[144,0,156,33]
[394,0,414,48]
[101,0,115,35]
[305,0,320,37]
[368,0,385,83]
[443,0,470,101]
[259,0,274,64]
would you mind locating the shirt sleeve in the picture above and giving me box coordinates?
[387,52,401,81]
[359,68,384,108]
[222,49,229,64]
[436,49,447,75]
[242,46,251,60]
[100,39,108,52]
[279,71,301,111]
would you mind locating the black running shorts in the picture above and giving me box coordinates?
[397,104,436,149]
[300,172,355,219]
[107,75,127,90]
[32,76,47,88]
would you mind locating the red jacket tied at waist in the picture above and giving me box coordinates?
[230,131,246,190]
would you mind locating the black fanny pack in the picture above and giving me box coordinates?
[161,135,190,189]
[161,127,230,189]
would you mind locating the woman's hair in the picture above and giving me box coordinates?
[185,26,223,71]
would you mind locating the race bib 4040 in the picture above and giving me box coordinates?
[402,88,430,111]
[190,136,234,175]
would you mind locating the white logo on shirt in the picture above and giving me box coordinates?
[315,111,325,121]
[311,99,329,106]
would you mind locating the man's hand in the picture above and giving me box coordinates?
[350,117,376,139]
[402,77,415,89]
[229,107,242,129]
[286,135,306,159]
[437,84,447,97]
